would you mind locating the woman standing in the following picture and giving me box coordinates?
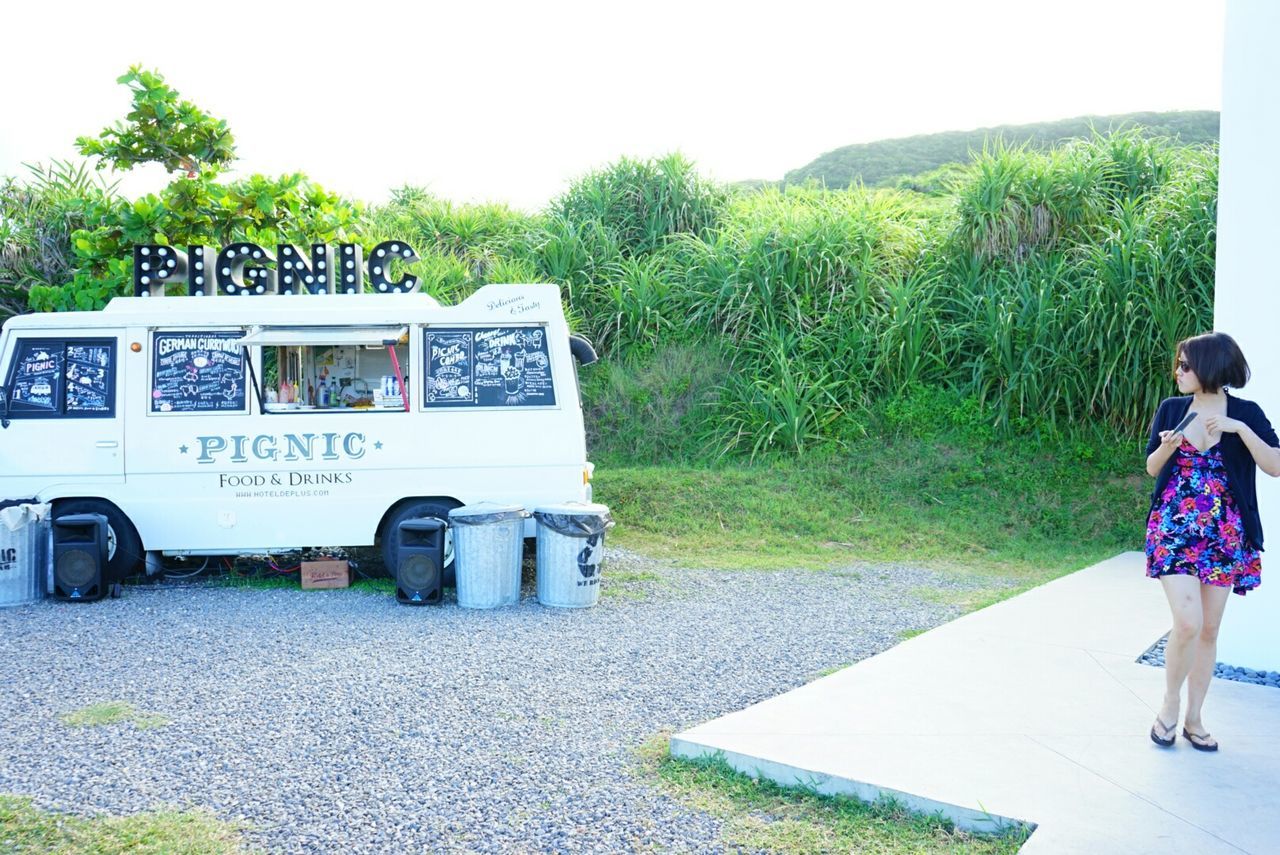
[1144,332,1280,751]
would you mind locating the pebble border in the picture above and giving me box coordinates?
[1137,634,1280,688]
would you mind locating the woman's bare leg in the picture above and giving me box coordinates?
[1184,583,1231,735]
[1157,575,1204,727]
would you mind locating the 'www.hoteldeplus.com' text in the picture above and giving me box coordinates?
[223,471,351,499]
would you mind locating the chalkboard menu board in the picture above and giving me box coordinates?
[424,326,556,408]
[8,343,64,413]
[65,344,113,413]
[151,331,246,413]
[6,339,114,416]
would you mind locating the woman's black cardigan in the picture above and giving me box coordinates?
[1146,392,1278,551]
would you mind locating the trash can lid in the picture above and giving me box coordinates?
[448,502,530,525]
[533,502,614,537]
[533,501,610,516]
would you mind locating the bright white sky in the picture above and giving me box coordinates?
[0,0,1224,213]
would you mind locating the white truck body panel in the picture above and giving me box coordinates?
[0,284,590,553]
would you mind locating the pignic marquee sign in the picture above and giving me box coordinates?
[132,241,425,297]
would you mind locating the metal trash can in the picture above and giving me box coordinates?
[449,503,530,609]
[0,502,49,607]
[533,502,614,608]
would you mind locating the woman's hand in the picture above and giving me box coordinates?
[1148,429,1184,476]
[1203,415,1245,435]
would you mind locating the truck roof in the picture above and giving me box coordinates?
[0,283,563,330]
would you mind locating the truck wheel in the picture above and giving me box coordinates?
[54,499,144,583]
[381,500,457,585]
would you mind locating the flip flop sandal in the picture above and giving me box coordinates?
[1150,717,1177,747]
[1182,728,1219,752]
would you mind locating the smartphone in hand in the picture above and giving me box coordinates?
[1172,411,1197,434]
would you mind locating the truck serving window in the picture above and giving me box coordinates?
[4,339,115,418]
[423,326,556,409]
[151,331,247,414]
[236,326,410,413]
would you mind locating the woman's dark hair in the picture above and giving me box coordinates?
[1175,331,1250,392]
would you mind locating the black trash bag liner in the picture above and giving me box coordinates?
[448,507,530,526]
[534,509,614,537]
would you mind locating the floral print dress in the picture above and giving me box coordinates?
[1146,439,1262,594]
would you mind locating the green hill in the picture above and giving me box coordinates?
[778,110,1219,189]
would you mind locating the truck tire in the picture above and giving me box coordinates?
[53,499,144,583]
[381,500,458,586]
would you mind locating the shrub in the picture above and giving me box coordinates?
[0,161,118,318]
[550,153,727,257]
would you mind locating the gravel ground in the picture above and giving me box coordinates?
[0,548,1008,853]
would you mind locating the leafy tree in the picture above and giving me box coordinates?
[76,66,235,178]
[29,68,362,311]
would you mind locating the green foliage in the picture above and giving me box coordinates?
[0,794,244,854]
[0,161,119,318]
[894,162,970,196]
[59,701,170,730]
[635,736,1028,853]
[714,324,846,458]
[787,109,1219,189]
[550,153,728,257]
[24,69,362,312]
[596,421,1144,579]
[580,343,725,462]
[593,254,677,357]
[364,190,547,303]
[76,66,236,177]
[657,133,1216,446]
[29,173,363,312]
[881,384,994,442]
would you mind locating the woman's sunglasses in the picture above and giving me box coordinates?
[1176,359,1192,374]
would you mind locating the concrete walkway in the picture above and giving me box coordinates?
[671,553,1280,853]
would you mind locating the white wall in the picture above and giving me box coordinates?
[1214,0,1280,672]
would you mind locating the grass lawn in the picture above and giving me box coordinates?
[593,431,1147,601]
[0,796,245,854]
[59,702,169,731]
[634,734,1029,853]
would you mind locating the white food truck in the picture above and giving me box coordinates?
[0,281,595,581]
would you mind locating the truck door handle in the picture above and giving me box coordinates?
[95,440,119,448]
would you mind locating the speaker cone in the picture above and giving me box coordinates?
[57,549,98,589]
[399,554,439,591]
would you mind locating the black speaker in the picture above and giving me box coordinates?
[53,514,108,602]
[396,518,444,605]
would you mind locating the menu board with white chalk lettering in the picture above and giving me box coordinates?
[7,343,64,413]
[423,326,555,408]
[5,339,115,417]
[64,344,112,413]
[151,331,246,413]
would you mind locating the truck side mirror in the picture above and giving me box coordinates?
[569,335,597,366]
[0,386,9,429]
